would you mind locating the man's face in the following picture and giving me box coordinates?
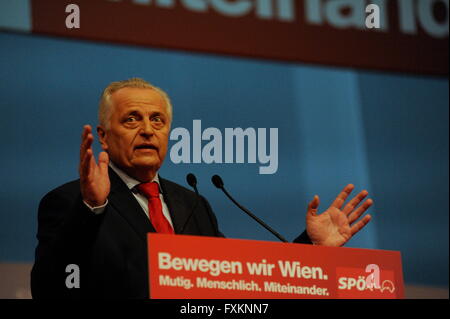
[98,87,171,178]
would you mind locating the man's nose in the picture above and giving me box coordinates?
[140,119,155,136]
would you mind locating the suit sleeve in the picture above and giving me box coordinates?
[31,187,104,299]
[293,230,313,244]
[200,195,225,238]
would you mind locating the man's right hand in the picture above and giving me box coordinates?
[79,125,110,207]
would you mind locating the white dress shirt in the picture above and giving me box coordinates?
[83,161,174,228]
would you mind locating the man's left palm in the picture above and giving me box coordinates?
[306,185,373,247]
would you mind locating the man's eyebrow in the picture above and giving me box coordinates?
[122,109,141,116]
[121,109,166,117]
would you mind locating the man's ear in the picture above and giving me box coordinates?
[97,126,108,151]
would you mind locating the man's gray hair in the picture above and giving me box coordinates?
[98,78,173,128]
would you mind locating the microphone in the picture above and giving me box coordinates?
[186,173,198,191]
[211,175,288,243]
[179,173,201,234]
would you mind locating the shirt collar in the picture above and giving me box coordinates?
[109,161,161,192]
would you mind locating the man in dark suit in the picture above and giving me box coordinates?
[31,78,374,299]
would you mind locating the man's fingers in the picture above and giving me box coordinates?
[98,151,109,175]
[80,125,92,152]
[350,214,372,236]
[79,135,94,176]
[80,130,94,161]
[307,195,320,216]
[343,190,369,216]
[80,148,94,180]
[81,125,91,140]
[348,199,373,224]
[330,184,355,209]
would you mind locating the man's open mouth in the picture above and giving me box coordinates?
[135,144,158,151]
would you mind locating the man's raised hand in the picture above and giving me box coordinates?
[79,125,110,207]
[305,184,373,247]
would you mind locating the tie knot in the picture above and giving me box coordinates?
[138,182,160,199]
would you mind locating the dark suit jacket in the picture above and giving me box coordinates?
[31,168,311,299]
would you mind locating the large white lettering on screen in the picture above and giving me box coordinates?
[169,120,278,175]
[108,0,449,38]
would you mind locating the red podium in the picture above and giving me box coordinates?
[147,233,404,299]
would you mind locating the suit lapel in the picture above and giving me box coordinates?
[159,177,192,234]
[108,167,156,241]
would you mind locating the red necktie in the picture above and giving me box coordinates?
[138,182,174,234]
